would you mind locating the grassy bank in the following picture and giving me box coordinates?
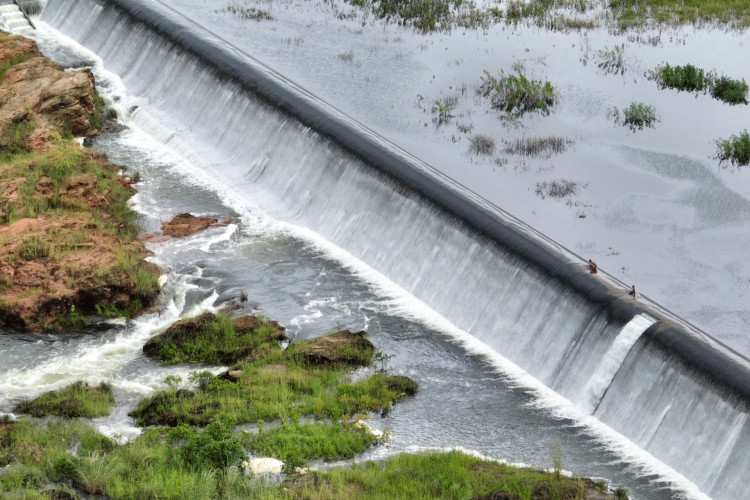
[13,381,115,419]
[0,416,626,499]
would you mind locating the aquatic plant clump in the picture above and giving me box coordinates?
[711,76,749,105]
[650,64,748,104]
[348,0,491,31]
[478,70,557,119]
[655,63,707,92]
[609,102,659,131]
[503,136,573,157]
[715,130,750,167]
[469,133,496,155]
[535,179,583,199]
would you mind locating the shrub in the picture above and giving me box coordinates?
[715,130,750,167]
[609,102,658,131]
[175,415,246,470]
[478,70,556,119]
[469,133,496,155]
[656,63,707,92]
[711,76,749,104]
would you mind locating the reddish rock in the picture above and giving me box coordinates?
[161,213,219,237]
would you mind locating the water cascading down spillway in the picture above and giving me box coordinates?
[32,1,750,498]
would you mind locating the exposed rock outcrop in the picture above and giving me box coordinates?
[0,34,100,151]
[161,213,219,237]
[143,312,287,365]
[0,31,160,331]
[288,329,375,367]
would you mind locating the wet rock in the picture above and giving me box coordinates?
[143,312,286,365]
[160,213,219,237]
[289,330,375,367]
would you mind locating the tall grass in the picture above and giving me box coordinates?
[503,136,572,157]
[478,70,557,119]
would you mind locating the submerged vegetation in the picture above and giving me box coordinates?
[478,70,557,120]
[608,102,659,131]
[503,136,573,157]
[715,130,750,167]
[535,179,585,200]
[338,0,750,31]
[651,63,749,104]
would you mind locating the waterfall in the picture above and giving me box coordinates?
[35,1,750,498]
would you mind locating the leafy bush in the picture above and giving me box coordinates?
[715,130,750,167]
[711,76,749,104]
[656,63,707,91]
[609,102,658,131]
[172,415,246,470]
[478,70,557,119]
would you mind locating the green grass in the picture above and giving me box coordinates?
[0,49,30,81]
[608,0,750,29]
[249,422,377,463]
[274,449,591,499]
[130,353,415,427]
[142,313,281,365]
[715,130,750,167]
[13,381,115,418]
[0,136,160,328]
[0,120,35,161]
[478,70,557,119]
[0,417,623,500]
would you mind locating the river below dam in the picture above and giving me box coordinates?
[1,2,749,499]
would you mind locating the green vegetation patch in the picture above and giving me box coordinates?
[13,381,115,418]
[711,76,749,105]
[609,102,659,131]
[249,422,377,465]
[0,417,625,500]
[478,70,557,120]
[609,0,750,29]
[655,63,708,92]
[715,130,750,167]
[651,63,748,104]
[278,449,609,500]
[0,119,35,159]
[347,0,491,31]
[142,312,286,365]
[131,328,415,427]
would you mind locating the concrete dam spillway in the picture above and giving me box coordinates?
[13,0,750,497]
